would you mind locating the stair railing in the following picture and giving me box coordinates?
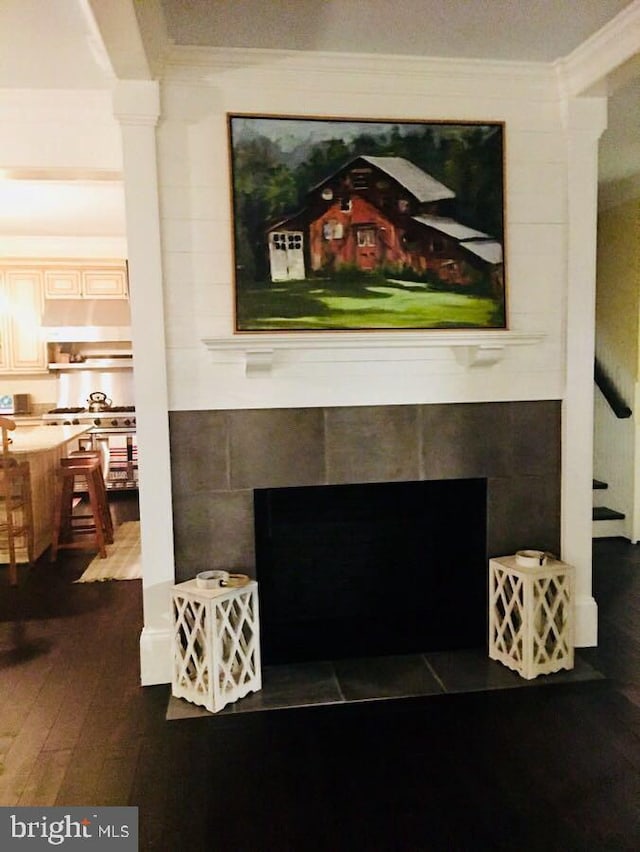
[594,358,632,419]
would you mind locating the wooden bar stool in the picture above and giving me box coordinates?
[50,453,113,561]
[0,416,34,585]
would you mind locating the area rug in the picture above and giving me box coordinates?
[75,521,141,582]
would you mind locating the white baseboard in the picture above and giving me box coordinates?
[573,595,598,647]
[139,626,172,686]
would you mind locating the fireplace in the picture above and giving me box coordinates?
[254,478,487,665]
[169,401,562,660]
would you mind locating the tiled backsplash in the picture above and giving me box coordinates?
[168,401,561,582]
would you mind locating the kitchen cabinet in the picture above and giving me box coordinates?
[1,424,92,563]
[0,268,48,374]
[0,272,7,371]
[44,262,128,299]
[0,259,128,375]
[43,268,82,298]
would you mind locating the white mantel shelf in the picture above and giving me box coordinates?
[202,331,546,376]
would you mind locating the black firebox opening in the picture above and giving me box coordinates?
[254,478,487,665]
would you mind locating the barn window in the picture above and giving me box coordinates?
[271,231,302,251]
[340,197,352,212]
[357,228,376,247]
[323,220,344,240]
[351,168,371,190]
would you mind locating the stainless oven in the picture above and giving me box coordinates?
[78,428,138,491]
[45,406,138,491]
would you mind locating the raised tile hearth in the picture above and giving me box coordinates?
[166,649,604,719]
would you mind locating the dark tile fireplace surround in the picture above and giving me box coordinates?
[169,400,561,582]
[167,401,570,715]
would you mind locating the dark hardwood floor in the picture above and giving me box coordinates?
[2,524,640,850]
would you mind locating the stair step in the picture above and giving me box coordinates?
[593,506,625,521]
[593,479,608,490]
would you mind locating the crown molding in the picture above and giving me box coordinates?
[555,0,640,98]
[164,45,555,90]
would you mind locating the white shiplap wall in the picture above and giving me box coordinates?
[157,49,568,412]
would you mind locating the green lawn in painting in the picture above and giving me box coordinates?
[237,279,505,330]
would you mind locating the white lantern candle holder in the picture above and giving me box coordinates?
[171,579,262,713]
[489,555,574,680]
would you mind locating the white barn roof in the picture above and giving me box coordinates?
[360,156,456,203]
[413,214,489,241]
[462,241,503,265]
[413,214,503,265]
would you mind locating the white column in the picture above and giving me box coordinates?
[561,96,607,647]
[113,80,174,684]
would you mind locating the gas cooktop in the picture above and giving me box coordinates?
[47,406,136,414]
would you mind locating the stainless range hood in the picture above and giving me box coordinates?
[42,299,132,342]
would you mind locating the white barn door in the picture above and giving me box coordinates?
[268,231,305,282]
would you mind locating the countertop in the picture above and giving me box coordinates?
[7,424,92,455]
[7,415,47,426]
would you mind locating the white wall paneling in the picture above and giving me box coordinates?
[141,47,611,679]
[159,50,566,411]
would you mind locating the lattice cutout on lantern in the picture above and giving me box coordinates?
[489,557,574,680]
[490,570,525,662]
[173,596,212,697]
[216,594,260,695]
[171,581,262,712]
[532,576,571,665]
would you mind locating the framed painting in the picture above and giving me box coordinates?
[228,114,507,332]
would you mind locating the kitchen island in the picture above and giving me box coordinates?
[2,424,92,565]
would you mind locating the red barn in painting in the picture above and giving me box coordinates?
[266,155,503,293]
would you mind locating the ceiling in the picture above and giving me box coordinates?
[160,0,633,64]
[2,0,633,88]
[0,0,638,238]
